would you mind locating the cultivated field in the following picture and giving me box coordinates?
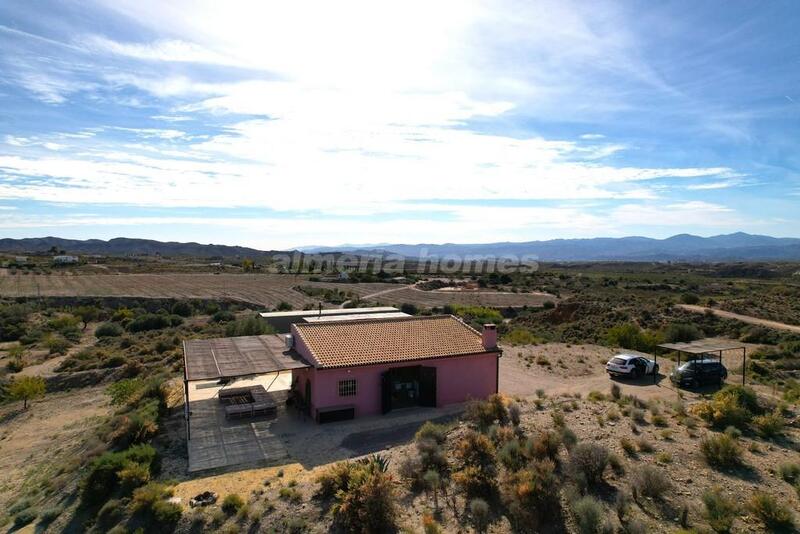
[0,273,323,307]
[0,272,553,309]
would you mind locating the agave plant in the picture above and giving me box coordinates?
[358,453,390,473]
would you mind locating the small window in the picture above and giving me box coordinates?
[338,379,357,397]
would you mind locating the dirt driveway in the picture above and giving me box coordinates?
[498,343,752,404]
[677,304,800,334]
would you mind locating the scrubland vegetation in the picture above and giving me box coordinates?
[0,261,798,532]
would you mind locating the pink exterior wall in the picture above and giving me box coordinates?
[293,353,499,419]
[290,323,500,420]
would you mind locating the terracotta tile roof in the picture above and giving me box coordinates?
[292,315,496,369]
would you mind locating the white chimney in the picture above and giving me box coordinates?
[284,334,294,349]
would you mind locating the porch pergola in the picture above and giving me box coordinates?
[182,334,309,440]
[654,339,747,386]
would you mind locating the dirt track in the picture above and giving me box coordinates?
[677,304,800,334]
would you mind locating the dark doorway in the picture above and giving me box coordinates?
[381,365,437,414]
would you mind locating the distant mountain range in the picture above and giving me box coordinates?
[1,233,799,261]
[0,237,277,259]
[299,232,800,261]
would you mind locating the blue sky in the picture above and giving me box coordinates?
[0,0,798,249]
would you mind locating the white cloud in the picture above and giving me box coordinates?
[611,201,743,228]
[151,115,191,122]
[0,0,772,244]
[686,179,746,190]
[79,35,241,67]
[5,136,29,146]
[113,127,186,140]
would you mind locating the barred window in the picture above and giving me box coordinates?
[338,379,357,397]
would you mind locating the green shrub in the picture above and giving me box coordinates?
[45,334,70,354]
[568,442,609,489]
[620,437,636,456]
[13,508,37,529]
[107,378,145,405]
[171,301,193,317]
[560,426,578,451]
[663,322,703,343]
[692,385,760,430]
[571,495,606,534]
[508,401,521,426]
[38,505,62,526]
[128,313,181,332]
[151,500,182,526]
[452,431,497,499]
[82,444,159,505]
[130,482,182,529]
[451,305,503,328]
[465,395,508,429]
[469,498,490,533]
[210,310,235,323]
[500,459,559,530]
[118,460,151,493]
[109,397,162,447]
[96,322,124,338]
[48,314,81,336]
[630,465,670,499]
[503,328,541,345]
[279,486,303,503]
[316,462,353,499]
[651,414,668,427]
[222,493,245,515]
[747,491,795,532]
[630,408,646,424]
[587,391,605,402]
[636,437,654,453]
[528,430,562,461]
[752,410,786,438]
[328,457,397,534]
[680,293,700,304]
[498,439,526,471]
[608,452,625,475]
[400,303,419,315]
[0,303,31,341]
[606,323,660,352]
[96,499,125,530]
[702,486,737,533]
[700,433,743,469]
[8,498,32,515]
[779,463,800,483]
[224,316,274,336]
[415,421,448,444]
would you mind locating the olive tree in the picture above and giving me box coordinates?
[9,376,46,409]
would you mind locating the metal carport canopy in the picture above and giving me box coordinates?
[657,340,746,354]
[655,338,747,386]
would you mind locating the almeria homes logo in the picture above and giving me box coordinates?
[272,250,540,275]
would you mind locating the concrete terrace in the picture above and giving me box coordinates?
[186,373,463,473]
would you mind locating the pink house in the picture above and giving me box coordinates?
[289,315,502,423]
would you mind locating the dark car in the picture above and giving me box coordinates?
[670,359,728,388]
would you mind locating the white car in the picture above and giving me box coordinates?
[606,354,659,379]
